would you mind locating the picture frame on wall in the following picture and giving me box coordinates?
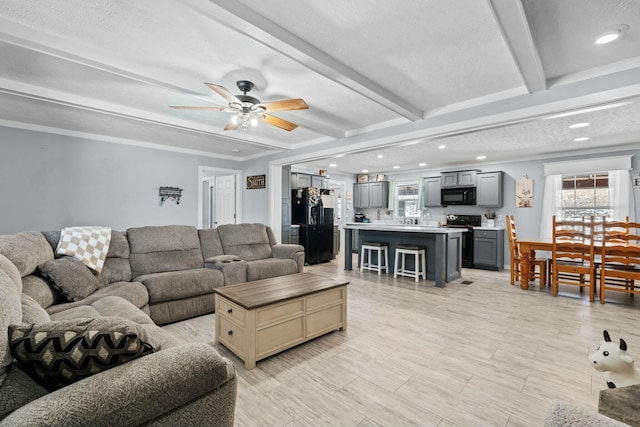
[516,177,533,208]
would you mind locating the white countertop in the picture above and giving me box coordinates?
[344,223,463,234]
[345,223,505,232]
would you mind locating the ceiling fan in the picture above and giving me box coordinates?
[170,80,308,132]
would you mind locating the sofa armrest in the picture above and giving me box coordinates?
[0,343,236,427]
[272,244,305,273]
[272,244,304,260]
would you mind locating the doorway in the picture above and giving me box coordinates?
[198,166,243,229]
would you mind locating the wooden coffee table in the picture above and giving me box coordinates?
[214,272,348,369]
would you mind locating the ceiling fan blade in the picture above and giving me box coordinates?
[170,106,226,111]
[223,119,239,131]
[261,114,298,131]
[204,83,241,105]
[259,98,308,112]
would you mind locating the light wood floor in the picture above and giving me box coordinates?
[163,255,640,426]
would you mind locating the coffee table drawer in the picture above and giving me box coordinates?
[257,298,304,327]
[217,298,245,326]
[307,303,344,338]
[256,316,305,358]
[217,315,246,357]
[307,287,344,310]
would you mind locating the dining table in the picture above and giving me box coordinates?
[517,239,552,290]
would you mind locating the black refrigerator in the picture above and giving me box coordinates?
[292,187,334,264]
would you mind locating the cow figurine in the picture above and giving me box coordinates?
[589,330,640,389]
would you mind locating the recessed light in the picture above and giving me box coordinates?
[362,169,369,173]
[231,149,240,153]
[569,122,590,129]
[393,166,400,169]
[336,154,345,158]
[329,163,337,167]
[595,25,628,44]
[476,155,487,160]
[438,145,446,150]
[377,154,384,159]
[419,162,427,167]
[574,137,590,142]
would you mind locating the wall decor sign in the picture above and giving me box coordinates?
[357,174,369,183]
[516,177,533,208]
[246,174,266,190]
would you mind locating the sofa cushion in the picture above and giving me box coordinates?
[198,229,225,260]
[0,254,22,387]
[0,365,48,420]
[46,281,149,316]
[128,225,204,277]
[38,257,100,302]
[49,305,101,321]
[9,317,158,391]
[22,274,61,309]
[217,223,273,261]
[246,258,299,282]
[95,257,132,286]
[0,232,54,277]
[21,294,51,325]
[136,268,223,303]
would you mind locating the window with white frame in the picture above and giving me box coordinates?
[559,173,611,220]
[396,183,420,219]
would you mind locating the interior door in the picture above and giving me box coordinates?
[213,175,236,227]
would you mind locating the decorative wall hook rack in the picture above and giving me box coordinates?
[159,186,183,206]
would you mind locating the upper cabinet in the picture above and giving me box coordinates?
[441,171,476,188]
[353,182,389,209]
[291,173,328,189]
[423,176,442,207]
[476,171,504,207]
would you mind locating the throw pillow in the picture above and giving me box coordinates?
[9,317,158,391]
[38,257,99,302]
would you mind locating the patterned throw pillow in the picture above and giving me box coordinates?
[9,317,158,390]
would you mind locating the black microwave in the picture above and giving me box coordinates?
[441,187,476,205]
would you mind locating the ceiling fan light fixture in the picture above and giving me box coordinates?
[250,117,258,127]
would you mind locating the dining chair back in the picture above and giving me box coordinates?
[506,215,547,287]
[552,215,596,302]
[599,220,640,304]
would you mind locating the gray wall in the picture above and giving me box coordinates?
[0,127,241,234]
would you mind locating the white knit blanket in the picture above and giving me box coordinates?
[56,226,112,273]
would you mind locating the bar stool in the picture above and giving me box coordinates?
[394,244,426,282]
[360,242,389,275]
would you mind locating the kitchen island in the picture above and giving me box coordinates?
[344,224,464,287]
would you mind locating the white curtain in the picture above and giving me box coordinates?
[539,174,562,240]
[609,169,635,222]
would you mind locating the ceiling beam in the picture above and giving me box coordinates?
[488,0,547,93]
[187,0,423,121]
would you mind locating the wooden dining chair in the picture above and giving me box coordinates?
[506,215,547,286]
[599,219,640,304]
[552,215,596,302]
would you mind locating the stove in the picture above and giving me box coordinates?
[444,214,481,268]
[445,214,482,227]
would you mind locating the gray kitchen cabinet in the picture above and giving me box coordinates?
[473,229,504,271]
[423,176,442,207]
[291,173,311,189]
[353,182,389,208]
[476,171,504,207]
[441,171,476,188]
[311,175,329,189]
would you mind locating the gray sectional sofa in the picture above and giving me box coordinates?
[0,223,304,425]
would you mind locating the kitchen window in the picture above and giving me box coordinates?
[559,173,611,220]
[396,183,420,220]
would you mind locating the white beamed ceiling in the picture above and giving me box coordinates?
[0,0,639,173]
